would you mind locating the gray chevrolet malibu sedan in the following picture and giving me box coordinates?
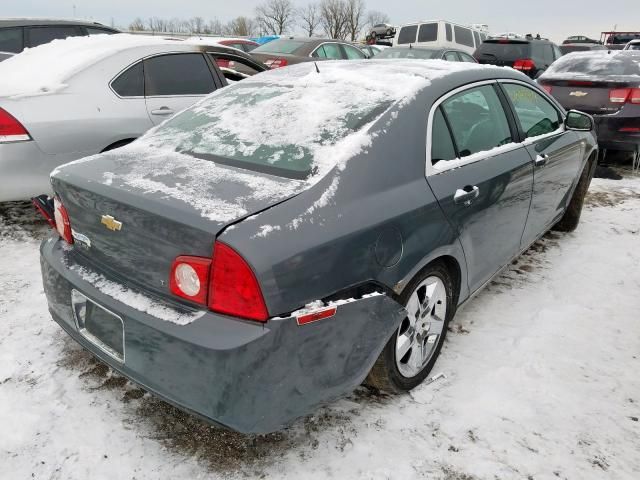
[40,60,597,433]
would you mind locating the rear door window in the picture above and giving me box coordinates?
[342,44,366,59]
[502,83,561,138]
[459,52,477,62]
[144,53,215,96]
[444,51,459,62]
[85,27,115,35]
[397,25,418,44]
[0,27,23,53]
[441,85,513,158]
[26,26,82,48]
[454,26,474,48]
[320,43,343,59]
[431,108,457,164]
[418,23,438,42]
[111,61,144,97]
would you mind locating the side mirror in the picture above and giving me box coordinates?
[565,110,594,131]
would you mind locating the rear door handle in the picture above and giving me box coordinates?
[453,185,480,205]
[151,107,174,116]
[534,154,548,167]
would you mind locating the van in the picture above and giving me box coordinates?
[392,20,489,55]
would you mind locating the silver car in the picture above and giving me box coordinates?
[0,34,266,202]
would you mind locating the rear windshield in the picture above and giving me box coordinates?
[475,41,530,60]
[546,52,640,77]
[252,39,307,54]
[147,81,393,179]
[376,48,441,59]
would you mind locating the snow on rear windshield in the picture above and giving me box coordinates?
[141,60,469,180]
[252,39,307,54]
[543,51,640,78]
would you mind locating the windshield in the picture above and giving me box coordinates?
[252,39,307,55]
[377,48,441,60]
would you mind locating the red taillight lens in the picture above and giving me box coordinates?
[169,256,212,305]
[209,241,268,322]
[513,59,535,71]
[0,107,30,143]
[630,88,640,104]
[610,88,631,103]
[541,85,553,94]
[265,57,288,69]
[216,58,230,69]
[53,196,73,244]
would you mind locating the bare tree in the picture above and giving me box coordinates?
[129,17,145,31]
[224,16,257,37]
[365,10,390,30]
[298,3,320,37]
[343,0,365,41]
[206,18,224,35]
[190,17,206,34]
[255,0,295,35]
[319,0,348,40]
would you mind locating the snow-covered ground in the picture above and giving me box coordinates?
[1,172,639,479]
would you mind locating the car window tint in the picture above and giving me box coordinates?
[431,108,456,164]
[502,83,560,138]
[322,43,343,59]
[0,27,23,53]
[112,61,144,97]
[144,54,215,96]
[454,26,474,48]
[211,53,261,81]
[243,43,257,52]
[27,26,81,47]
[418,23,438,42]
[459,52,476,62]
[86,27,114,35]
[442,85,512,158]
[398,25,418,44]
[473,31,480,48]
[252,39,306,54]
[444,51,459,62]
[311,45,327,58]
[445,24,453,42]
[343,44,365,59]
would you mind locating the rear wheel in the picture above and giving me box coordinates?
[365,262,455,392]
[553,156,595,232]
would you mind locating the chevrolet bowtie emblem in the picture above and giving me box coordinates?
[569,91,588,97]
[101,215,122,231]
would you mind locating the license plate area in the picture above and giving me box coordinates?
[71,290,125,363]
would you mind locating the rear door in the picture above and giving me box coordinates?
[426,82,534,292]
[144,53,219,126]
[500,81,584,246]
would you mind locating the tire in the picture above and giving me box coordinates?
[553,155,596,232]
[365,261,456,393]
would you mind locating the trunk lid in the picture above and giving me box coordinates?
[542,79,638,114]
[51,148,305,298]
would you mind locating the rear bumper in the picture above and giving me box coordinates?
[40,236,406,433]
[593,109,640,153]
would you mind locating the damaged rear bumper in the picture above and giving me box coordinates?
[40,237,406,434]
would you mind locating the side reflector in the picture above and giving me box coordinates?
[296,307,337,326]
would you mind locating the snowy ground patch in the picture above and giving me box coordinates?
[1,171,639,479]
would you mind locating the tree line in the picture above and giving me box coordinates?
[128,0,390,40]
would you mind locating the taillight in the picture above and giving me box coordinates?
[610,88,640,104]
[264,57,288,69]
[53,196,73,244]
[541,85,553,94]
[209,241,268,321]
[0,107,30,143]
[216,58,230,69]
[169,256,212,305]
[513,59,535,71]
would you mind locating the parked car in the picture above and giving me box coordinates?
[602,31,640,50]
[376,46,477,62]
[360,44,383,57]
[250,37,366,68]
[393,20,488,55]
[538,50,640,157]
[563,35,600,45]
[39,60,597,434]
[0,18,118,54]
[560,43,606,55]
[624,39,640,50]
[370,23,396,39]
[474,37,562,78]
[0,34,267,202]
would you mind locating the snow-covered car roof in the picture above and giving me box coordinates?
[0,34,222,98]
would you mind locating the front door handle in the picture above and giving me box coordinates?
[453,185,480,205]
[151,107,175,116]
[534,154,548,167]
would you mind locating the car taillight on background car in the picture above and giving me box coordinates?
[541,85,553,94]
[513,59,535,72]
[0,107,30,143]
[53,196,74,244]
[169,241,268,322]
[264,58,288,69]
[609,88,640,104]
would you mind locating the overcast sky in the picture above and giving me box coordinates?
[5,0,639,43]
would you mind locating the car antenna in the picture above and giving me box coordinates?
[314,62,320,73]
[409,43,413,49]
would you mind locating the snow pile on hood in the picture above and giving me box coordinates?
[0,34,184,98]
[541,50,640,81]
